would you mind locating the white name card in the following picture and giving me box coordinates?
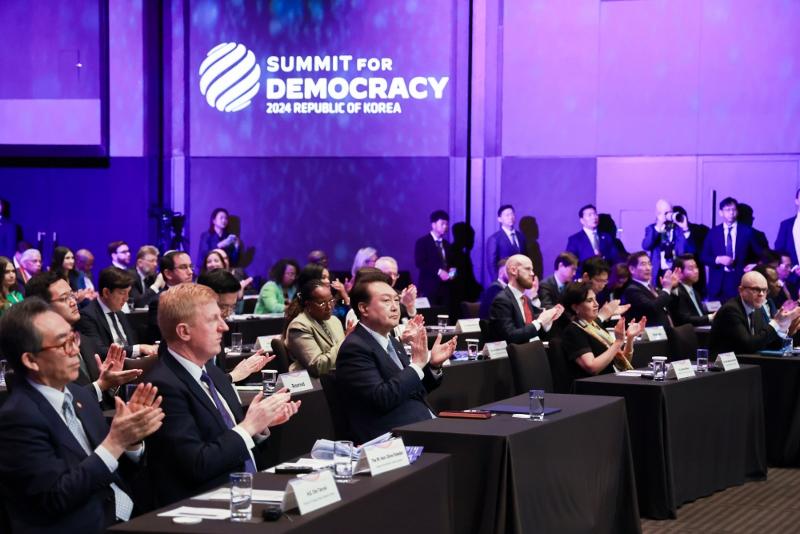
[705,300,722,313]
[715,352,740,371]
[668,359,695,380]
[414,297,431,309]
[256,335,280,350]
[278,370,314,393]
[483,340,508,359]
[282,469,341,515]
[361,438,410,476]
[393,322,407,340]
[455,318,481,334]
[645,326,668,341]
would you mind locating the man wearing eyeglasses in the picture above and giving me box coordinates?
[0,298,164,533]
[375,255,417,318]
[709,271,800,355]
[25,271,142,407]
[146,250,194,341]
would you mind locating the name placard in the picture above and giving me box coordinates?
[278,370,314,393]
[482,340,508,359]
[362,438,410,476]
[256,335,280,350]
[705,300,722,313]
[414,297,431,309]
[282,469,341,515]
[715,352,740,371]
[455,318,481,334]
[668,359,695,380]
[645,326,668,341]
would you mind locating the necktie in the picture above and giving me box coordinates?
[725,227,733,258]
[510,232,520,252]
[62,390,133,521]
[688,287,703,316]
[748,311,755,335]
[108,312,128,345]
[199,371,256,474]
[435,239,446,267]
[591,230,600,255]
[521,296,534,325]
[385,340,404,370]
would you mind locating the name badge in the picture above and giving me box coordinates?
[482,340,508,359]
[715,352,739,370]
[282,470,341,515]
[414,297,431,309]
[645,326,668,341]
[668,359,695,380]
[454,318,481,334]
[359,438,410,476]
[278,370,314,393]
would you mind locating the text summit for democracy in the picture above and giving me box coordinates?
[265,76,449,100]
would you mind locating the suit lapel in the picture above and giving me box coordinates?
[69,384,105,448]
[163,350,230,428]
[24,382,92,459]
[355,324,401,375]
[90,301,115,345]
[503,287,525,327]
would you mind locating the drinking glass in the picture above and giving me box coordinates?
[529,389,545,421]
[696,349,709,372]
[437,315,449,330]
[333,440,354,482]
[262,369,278,396]
[231,332,243,353]
[466,339,480,360]
[229,472,253,521]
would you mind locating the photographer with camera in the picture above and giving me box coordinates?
[642,199,696,287]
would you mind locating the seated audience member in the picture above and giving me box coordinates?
[752,264,781,317]
[621,251,675,327]
[669,254,714,326]
[197,269,270,383]
[642,199,696,285]
[336,279,457,443]
[255,258,299,314]
[130,245,159,307]
[479,259,508,320]
[286,278,352,377]
[75,248,97,293]
[206,247,253,296]
[539,252,578,308]
[0,255,23,315]
[284,263,351,329]
[201,249,227,274]
[488,254,563,343]
[16,247,42,287]
[671,205,709,292]
[349,247,378,288]
[375,255,418,317]
[709,271,800,355]
[144,283,300,507]
[307,249,328,268]
[146,250,193,339]
[605,262,631,301]
[580,256,629,323]
[561,282,645,380]
[343,268,393,326]
[566,204,620,265]
[52,246,93,304]
[486,204,527,281]
[198,208,240,267]
[78,267,158,358]
[109,241,132,271]
[0,198,21,259]
[25,272,141,405]
[0,298,163,533]
[775,251,800,305]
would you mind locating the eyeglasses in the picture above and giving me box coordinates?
[310,299,336,308]
[52,292,78,305]
[742,286,768,294]
[38,330,81,353]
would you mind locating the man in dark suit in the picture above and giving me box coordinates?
[566,204,621,267]
[672,205,709,293]
[621,251,675,327]
[539,252,578,308]
[487,254,563,343]
[485,204,528,280]
[414,210,454,306]
[144,283,299,506]
[0,298,163,533]
[701,197,762,303]
[0,197,21,259]
[479,259,508,320]
[129,245,159,307]
[709,271,800,355]
[774,189,800,265]
[776,252,800,305]
[146,250,192,341]
[336,279,457,443]
[669,254,714,326]
[78,267,158,359]
[25,272,141,406]
[642,199,696,286]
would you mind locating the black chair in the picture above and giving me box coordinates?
[546,337,575,393]
[667,323,699,361]
[506,340,554,394]
[319,371,353,441]
[460,301,480,319]
[241,296,257,314]
[270,338,291,374]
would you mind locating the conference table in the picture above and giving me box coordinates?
[111,453,454,534]
[574,365,766,519]
[396,392,640,534]
[737,353,800,467]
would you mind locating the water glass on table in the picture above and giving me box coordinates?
[0,360,7,387]
[437,314,449,330]
[229,472,253,521]
[333,440,354,482]
[261,369,278,396]
[529,389,545,421]
[696,349,709,372]
[231,332,243,353]
[782,337,794,357]
[466,339,480,360]
[652,356,668,381]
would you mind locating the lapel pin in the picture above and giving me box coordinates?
[75,401,83,410]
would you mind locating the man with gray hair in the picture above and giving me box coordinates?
[16,247,42,288]
[375,255,417,317]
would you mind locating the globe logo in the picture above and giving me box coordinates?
[199,42,261,112]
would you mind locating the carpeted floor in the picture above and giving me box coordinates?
[641,468,800,533]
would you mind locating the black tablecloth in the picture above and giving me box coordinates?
[738,354,800,466]
[574,366,766,519]
[396,393,641,534]
[630,339,670,368]
[111,453,454,533]
[694,325,710,349]
[428,357,514,412]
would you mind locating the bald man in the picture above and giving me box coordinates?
[709,271,800,355]
[642,199,695,286]
[487,254,563,344]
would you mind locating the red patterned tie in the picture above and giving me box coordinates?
[521,296,534,324]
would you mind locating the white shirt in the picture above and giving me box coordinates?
[97,298,140,357]
[582,227,600,252]
[680,282,703,316]
[359,323,425,380]
[507,284,545,332]
[168,349,261,465]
